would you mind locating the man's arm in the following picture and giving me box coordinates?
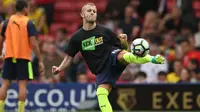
[52,53,75,75]
[53,32,79,75]
[28,20,43,62]
[118,34,130,51]
[52,54,73,75]
[120,40,129,51]
[58,55,73,71]
[0,22,5,58]
[29,37,43,61]
[0,36,5,56]
[106,28,129,50]
[28,20,45,73]
[0,20,8,60]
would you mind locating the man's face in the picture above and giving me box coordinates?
[180,41,190,55]
[77,74,88,83]
[81,5,97,23]
[173,61,182,74]
[158,75,167,82]
[125,7,133,18]
[56,31,65,41]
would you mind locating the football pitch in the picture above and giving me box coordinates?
[77,110,199,112]
[19,110,200,112]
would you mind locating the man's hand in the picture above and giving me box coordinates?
[52,66,61,75]
[118,34,128,42]
[118,34,129,51]
[152,54,165,64]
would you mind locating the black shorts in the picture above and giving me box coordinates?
[2,58,34,80]
[95,49,126,88]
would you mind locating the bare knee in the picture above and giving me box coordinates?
[0,79,11,90]
[98,83,113,93]
[117,50,128,65]
[0,79,11,100]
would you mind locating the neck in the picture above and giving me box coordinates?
[82,21,96,31]
[16,12,25,16]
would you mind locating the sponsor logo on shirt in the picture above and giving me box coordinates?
[82,36,103,50]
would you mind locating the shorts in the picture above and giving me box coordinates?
[2,58,34,80]
[95,49,126,88]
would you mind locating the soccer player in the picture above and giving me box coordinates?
[0,0,44,112]
[52,3,165,112]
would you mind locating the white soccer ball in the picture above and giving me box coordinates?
[131,38,150,57]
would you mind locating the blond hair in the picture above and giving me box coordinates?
[81,3,96,12]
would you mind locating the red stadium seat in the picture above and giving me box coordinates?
[96,1,107,13]
[35,0,55,5]
[66,23,79,34]
[62,13,81,23]
[49,23,67,35]
[193,0,200,18]
[166,0,176,13]
[193,0,200,9]
[75,2,86,11]
[53,12,62,22]
[54,12,81,23]
[54,1,76,12]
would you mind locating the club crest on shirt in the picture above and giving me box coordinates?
[82,36,103,50]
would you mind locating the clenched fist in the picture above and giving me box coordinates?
[118,34,128,42]
[52,66,61,75]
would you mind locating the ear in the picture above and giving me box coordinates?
[80,12,84,18]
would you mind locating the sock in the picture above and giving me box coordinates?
[123,52,152,64]
[96,87,113,112]
[18,101,25,112]
[0,100,5,112]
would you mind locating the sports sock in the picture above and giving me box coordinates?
[0,100,5,112]
[96,87,113,112]
[18,101,25,112]
[123,52,152,64]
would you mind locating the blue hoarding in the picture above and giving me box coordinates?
[4,83,97,112]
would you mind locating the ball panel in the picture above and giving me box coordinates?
[131,38,150,57]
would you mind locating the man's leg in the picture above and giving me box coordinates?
[0,79,11,112]
[18,80,28,112]
[16,59,33,112]
[117,50,165,65]
[96,83,113,112]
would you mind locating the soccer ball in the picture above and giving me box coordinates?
[131,38,150,57]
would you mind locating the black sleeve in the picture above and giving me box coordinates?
[27,20,37,37]
[1,19,9,37]
[105,28,123,49]
[64,34,79,57]
[0,16,2,23]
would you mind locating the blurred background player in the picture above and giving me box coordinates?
[0,15,2,23]
[52,3,165,112]
[0,0,44,112]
